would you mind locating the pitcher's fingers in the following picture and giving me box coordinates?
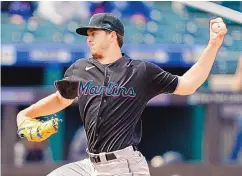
[210,18,218,29]
[217,29,228,38]
[210,17,224,29]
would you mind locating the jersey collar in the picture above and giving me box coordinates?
[89,53,130,68]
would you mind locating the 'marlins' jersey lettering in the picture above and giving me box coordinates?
[80,80,136,97]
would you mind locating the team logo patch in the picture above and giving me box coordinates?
[103,23,112,29]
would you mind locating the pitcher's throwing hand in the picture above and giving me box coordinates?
[209,17,228,48]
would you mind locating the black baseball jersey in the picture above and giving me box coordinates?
[55,54,178,153]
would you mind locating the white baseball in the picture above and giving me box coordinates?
[212,22,226,33]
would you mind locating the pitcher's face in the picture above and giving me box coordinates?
[86,29,111,58]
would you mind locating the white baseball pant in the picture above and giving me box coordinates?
[48,146,150,176]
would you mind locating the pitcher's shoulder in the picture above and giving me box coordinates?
[67,58,89,68]
[64,58,89,73]
[73,58,89,65]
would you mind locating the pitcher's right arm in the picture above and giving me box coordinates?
[17,60,81,126]
[17,91,74,126]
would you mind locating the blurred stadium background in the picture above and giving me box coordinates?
[1,1,242,176]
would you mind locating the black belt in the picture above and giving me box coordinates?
[90,153,117,163]
[89,146,137,163]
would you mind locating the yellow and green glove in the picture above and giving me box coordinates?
[17,117,59,142]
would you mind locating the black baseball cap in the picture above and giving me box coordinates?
[76,13,124,37]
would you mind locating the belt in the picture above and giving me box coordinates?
[89,145,137,163]
[90,153,116,163]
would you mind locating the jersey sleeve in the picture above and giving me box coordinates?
[145,62,178,100]
[54,61,80,99]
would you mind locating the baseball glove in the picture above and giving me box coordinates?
[17,117,59,142]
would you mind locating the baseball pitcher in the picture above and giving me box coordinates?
[17,13,227,176]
